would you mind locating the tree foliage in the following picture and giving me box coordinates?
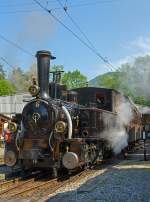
[51,65,64,72]
[100,72,120,90]
[0,80,16,96]
[7,64,87,93]
[50,65,87,89]
[0,63,16,96]
[61,69,87,89]
[8,64,37,93]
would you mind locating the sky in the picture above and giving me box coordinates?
[0,0,150,80]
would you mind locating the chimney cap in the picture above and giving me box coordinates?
[36,50,56,59]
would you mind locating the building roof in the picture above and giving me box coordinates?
[0,93,32,114]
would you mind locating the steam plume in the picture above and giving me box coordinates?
[101,97,133,154]
[21,11,55,44]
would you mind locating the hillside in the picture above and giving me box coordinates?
[89,55,150,106]
[89,72,114,87]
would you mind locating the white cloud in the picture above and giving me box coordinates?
[130,36,150,51]
[113,36,150,68]
[90,36,150,79]
[122,36,150,54]
[113,52,150,68]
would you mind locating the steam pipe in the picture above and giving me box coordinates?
[62,106,72,139]
[36,50,55,99]
[49,130,54,151]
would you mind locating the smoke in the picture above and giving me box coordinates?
[139,106,150,114]
[102,129,128,154]
[20,11,55,45]
[117,98,133,125]
[101,97,133,154]
[2,10,58,89]
[26,63,37,78]
[1,10,57,77]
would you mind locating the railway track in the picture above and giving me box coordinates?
[0,157,116,201]
[0,160,130,201]
[0,169,93,201]
[0,156,127,201]
[0,141,147,201]
[0,157,4,164]
[0,170,50,198]
[0,177,20,192]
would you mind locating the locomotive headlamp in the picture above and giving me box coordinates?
[55,121,67,133]
[28,85,39,97]
[4,150,17,167]
[8,122,18,133]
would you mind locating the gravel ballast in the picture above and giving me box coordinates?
[47,161,150,202]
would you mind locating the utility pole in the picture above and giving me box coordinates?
[143,130,147,161]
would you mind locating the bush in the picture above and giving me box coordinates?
[0,80,16,96]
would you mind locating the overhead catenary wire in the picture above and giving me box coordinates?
[0,34,34,57]
[0,0,120,15]
[0,55,17,78]
[0,0,119,15]
[0,0,119,8]
[58,0,120,9]
[0,0,59,7]
[64,0,68,7]
[56,0,115,71]
[0,56,15,70]
[33,0,115,71]
[56,0,98,50]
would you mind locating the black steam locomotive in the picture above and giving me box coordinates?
[4,50,142,175]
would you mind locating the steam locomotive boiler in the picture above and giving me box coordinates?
[4,50,142,175]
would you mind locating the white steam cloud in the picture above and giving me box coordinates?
[21,11,55,44]
[3,11,56,76]
[139,106,150,114]
[101,97,133,154]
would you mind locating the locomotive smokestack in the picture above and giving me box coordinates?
[36,50,55,99]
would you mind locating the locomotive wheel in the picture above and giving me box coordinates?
[90,144,101,165]
[57,167,69,177]
[102,147,113,159]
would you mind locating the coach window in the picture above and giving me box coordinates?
[96,93,105,107]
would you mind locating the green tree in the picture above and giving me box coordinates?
[133,96,145,105]
[0,80,16,96]
[62,69,87,89]
[99,72,120,90]
[51,65,64,72]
